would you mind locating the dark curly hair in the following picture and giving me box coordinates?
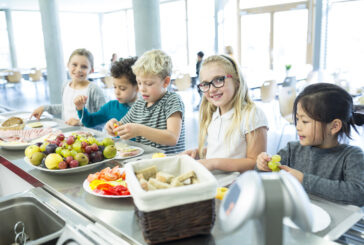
[110,56,138,86]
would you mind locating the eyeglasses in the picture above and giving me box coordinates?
[197,75,232,93]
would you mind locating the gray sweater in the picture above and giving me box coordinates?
[279,142,364,206]
[44,82,106,119]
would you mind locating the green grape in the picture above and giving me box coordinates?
[70,150,77,157]
[40,142,49,152]
[72,141,82,152]
[61,149,71,158]
[271,155,281,163]
[55,147,62,155]
[268,161,281,172]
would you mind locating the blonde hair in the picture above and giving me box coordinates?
[68,48,94,70]
[132,49,172,79]
[198,55,256,158]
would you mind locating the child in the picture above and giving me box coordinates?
[30,48,106,126]
[256,83,364,206]
[105,50,185,154]
[183,55,268,173]
[74,57,138,129]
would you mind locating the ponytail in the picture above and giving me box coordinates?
[352,112,364,126]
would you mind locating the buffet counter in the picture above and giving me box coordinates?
[0,113,362,244]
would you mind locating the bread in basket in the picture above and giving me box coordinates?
[0,117,25,131]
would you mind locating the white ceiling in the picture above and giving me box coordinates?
[0,0,132,13]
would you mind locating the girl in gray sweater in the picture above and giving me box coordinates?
[257,83,364,206]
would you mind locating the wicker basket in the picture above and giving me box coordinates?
[125,155,218,244]
[135,199,215,244]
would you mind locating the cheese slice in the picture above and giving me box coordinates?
[27,122,43,128]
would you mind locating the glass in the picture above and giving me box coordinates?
[197,75,232,93]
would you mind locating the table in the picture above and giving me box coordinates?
[0,112,362,244]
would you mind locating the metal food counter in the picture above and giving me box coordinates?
[0,115,362,244]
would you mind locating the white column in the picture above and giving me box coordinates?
[39,0,65,104]
[5,9,17,69]
[132,0,161,56]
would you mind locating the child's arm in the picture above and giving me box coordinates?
[299,148,364,206]
[256,152,272,172]
[199,127,267,172]
[181,148,207,160]
[117,111,182,146]
[76,102,112,128]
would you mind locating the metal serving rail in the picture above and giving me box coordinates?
[0,116,362,244]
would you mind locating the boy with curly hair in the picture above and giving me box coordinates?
[74,57,139,129]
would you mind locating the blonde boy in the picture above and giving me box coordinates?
[105,50,185,154]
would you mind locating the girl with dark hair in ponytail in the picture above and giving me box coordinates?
[257,83,364,206]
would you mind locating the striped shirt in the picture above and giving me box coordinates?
[121,91,185,154]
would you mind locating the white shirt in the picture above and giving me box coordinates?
[62,83,88,121]
[206,106,268,159]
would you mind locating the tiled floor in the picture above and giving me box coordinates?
[1,78,363,152]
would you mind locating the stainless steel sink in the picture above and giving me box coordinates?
[0,196,65,244]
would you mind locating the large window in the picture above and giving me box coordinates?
[103,9,135,68]
[326,0,364,89]
[239,1,309,87]
[59,12,102,69]
[12,11,45,68]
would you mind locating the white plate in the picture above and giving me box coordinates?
[24,156,110,174]
[0,141,31,150]
[115,146,144,160]
[83,168,131,198]
[284,203,331,232]
[27,120,58,128]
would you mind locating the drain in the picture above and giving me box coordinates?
[13,221,29,245]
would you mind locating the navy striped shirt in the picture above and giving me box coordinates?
[121,91,185,154]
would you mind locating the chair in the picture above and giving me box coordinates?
[174,74,191,91]
[29,69,43,81]
[5,71,22,83]
[276,85,296,151]
[260,80,277,102]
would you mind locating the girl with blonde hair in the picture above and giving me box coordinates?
[184,55,268,175]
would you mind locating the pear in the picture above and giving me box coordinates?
[75,153,89,166]
[102,137,115,147]
[29,152,46,166]
[103,145,117,159]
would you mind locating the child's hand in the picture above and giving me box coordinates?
[181,149,199,159]
[105,119,119,136]
[30,106,44,120]
[279,165,304,183]
[65,117,80,126]
[74,95,88,111]
[256,152,271,171]
[117,123,139,140]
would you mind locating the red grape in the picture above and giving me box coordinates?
[58,161,68,169]
[69,160,79,168]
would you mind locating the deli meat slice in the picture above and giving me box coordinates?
[0,128,53,143]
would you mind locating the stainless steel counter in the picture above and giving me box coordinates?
[0,117,359,244]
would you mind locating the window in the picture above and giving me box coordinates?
[239,1,309,87]
[326,0,364,89]
[103,9,135,68]
[12,11,45,68]
[59,12,102,68]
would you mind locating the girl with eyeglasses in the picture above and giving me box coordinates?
[183,55,268,181]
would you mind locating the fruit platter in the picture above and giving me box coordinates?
[83,166,131,198]
[23,131,118,173]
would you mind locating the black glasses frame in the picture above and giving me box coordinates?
[197,74,232,93]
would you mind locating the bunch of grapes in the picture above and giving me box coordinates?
[268,154,281,172]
